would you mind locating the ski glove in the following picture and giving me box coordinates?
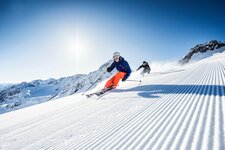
[107,67,113,72]
[122,78,126,82]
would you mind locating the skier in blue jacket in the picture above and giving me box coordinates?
[105,52,131,89]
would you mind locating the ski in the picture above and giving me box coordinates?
[96,89,112,100]
[86,88,113,98]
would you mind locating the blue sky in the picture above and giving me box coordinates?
[1,0,225,83]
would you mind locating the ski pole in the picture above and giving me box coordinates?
[126,79,142,82]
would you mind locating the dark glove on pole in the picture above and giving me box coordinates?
[107,67,112,72]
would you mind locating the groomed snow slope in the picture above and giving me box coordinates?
[0,52,225,150]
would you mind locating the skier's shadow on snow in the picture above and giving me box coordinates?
[115,84,225,98]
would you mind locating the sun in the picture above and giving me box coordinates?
[65,33,86,62]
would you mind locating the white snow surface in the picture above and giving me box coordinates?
[0,52,225,149]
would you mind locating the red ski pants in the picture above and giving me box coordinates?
[105,72,126,88]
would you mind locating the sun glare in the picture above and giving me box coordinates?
[65,32,86,63]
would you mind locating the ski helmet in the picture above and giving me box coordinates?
[113,52,120,58]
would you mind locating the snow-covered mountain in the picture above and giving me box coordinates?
[0,60,116,114]
[179,40,225,64]
[0,84,12,92]
[0,50,224,149]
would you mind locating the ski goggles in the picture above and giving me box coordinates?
[113,55,120,60]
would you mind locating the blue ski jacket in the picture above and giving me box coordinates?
[107,57,131,81]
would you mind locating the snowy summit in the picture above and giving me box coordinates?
[179,40,225,64]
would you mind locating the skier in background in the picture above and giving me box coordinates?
[137,61,151,76]
[104,52,131,90]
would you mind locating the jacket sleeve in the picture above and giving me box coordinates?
[107,62,115,72]
[122,61,131,81]
[136,65,143,71]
